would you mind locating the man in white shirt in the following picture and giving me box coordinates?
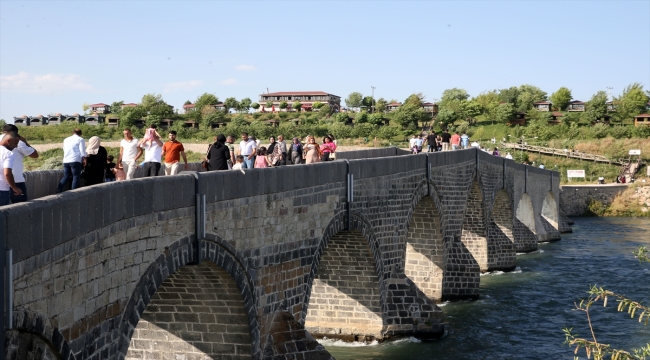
[140,131,163,176]
[118,128,142,180]
[409,135,417,154]
[238,132,257,169]
[57,129,86,192]
[1,125,38,203]
[0,132,23,206]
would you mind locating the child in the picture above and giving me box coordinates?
[139,124,161,147]
[255,147,272,168]
[105,155,117,182]
[232,155,245,170]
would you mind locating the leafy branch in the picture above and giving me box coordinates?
[563,246,650,360]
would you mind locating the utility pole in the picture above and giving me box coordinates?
[606,87,613,101]
[371,86,376,113]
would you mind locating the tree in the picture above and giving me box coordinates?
[82,103,90,114]
[464,100,482,123]
[141,93,173,117]
[516,84,547,112]
[392,103,425,129]
[265,100,273,108]
[613,83,650,123]
[279,101,288,111]
[355,112,368,123]
[473,90,500,123]
[583,91,609,124]
[110,101,124,115]
[194,93,219,113]
[440,88,469,103]
[184,100,192,105]
[498,87,519,107]
[361,96,374,110]
[550,87,573,111]
[251,102,260,110]
[335,112,349,123]
[224,97,239,113]
[345,92,363,111]
[404,93,426,107]
[312,101,324,110]
[369,113,384,126]
[319,104,331,116]
[494,103,515,124]
[375,98,387,113]
[239,97,252,113]
[292,101,302,112]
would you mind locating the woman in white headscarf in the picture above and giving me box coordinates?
[84,136,107,186]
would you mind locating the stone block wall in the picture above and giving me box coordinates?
[560,185,628,216]
[404,196,444,301]
[305,230,383,339]
[125,262,252,360]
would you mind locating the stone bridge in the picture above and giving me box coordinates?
[1,148,570,360]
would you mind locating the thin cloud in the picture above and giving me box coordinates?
[0,71,93,94]
[234,64,257,72]
[220,78,238,86]
[163,80,203,93]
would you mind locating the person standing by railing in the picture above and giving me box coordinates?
[57,128,86,192]
[0,131,22,206]
[1,124,38,203]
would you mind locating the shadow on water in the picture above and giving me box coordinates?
[324,217,650,360]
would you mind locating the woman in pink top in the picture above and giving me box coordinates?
[320,136,337,161]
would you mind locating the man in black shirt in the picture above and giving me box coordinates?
[441,130,452,151]
[427,132,437,152]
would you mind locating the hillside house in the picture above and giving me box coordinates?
[567,100,586,112]
[533,101,552,111]
[89,103,110,114]
[634,114,650,127]
[258,91,341,112]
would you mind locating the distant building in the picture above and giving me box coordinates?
[533,101,552,111]
[121,103,138,109]
[422,102,438,113]
[89,103,110,114]
[634,114,650,127]
[567,100,586,112]
[183,103,195,113]
[508,112,527,126]
[258,91,341,112]
[386,102,402,112]
[549,112,563,125]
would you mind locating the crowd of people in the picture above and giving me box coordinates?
[408,129,523,161]
[204,132,337,171]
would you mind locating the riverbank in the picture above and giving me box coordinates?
[561,183,650,217]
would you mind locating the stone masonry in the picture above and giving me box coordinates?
[2,148,565,359]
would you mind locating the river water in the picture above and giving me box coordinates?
[322,218,650,359]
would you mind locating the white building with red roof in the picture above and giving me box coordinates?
[89,103,110,114]
[258,91,341,112]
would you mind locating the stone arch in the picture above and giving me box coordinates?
[541,191,559,230]
[5,309,75,360]
[303,213,387,341]
[516,193,536,235]
[404,196,444,301]
[461,179,489,272]
[486,189,517,271]
[117,235,260,360]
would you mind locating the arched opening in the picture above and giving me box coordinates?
[404,196,444,301]
[125,261,253,359]
[487,189,516,271]
[541,191,559,230]
[516,193,536,234]
[304,229,383,341]
[4,309,74,360]
[460,180,488,272]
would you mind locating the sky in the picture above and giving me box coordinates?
[1,0,649,121]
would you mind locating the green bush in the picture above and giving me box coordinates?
[377,126,399,140]
[38,156,64,170]
[352,123,375,138]
[608,125,631,139]
[327,123,353,140]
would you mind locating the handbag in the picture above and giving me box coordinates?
[202,143,214,170]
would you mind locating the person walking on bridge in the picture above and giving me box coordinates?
[1,124,38,203]
[0,131,22,206]
[161,131,188,175]
[118,129,142,180]
[57,128,86,192]
[139,128,163,177]
[239,132,257,169]
[441,129,451,151]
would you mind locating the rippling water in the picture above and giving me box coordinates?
[323,218,650,359]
